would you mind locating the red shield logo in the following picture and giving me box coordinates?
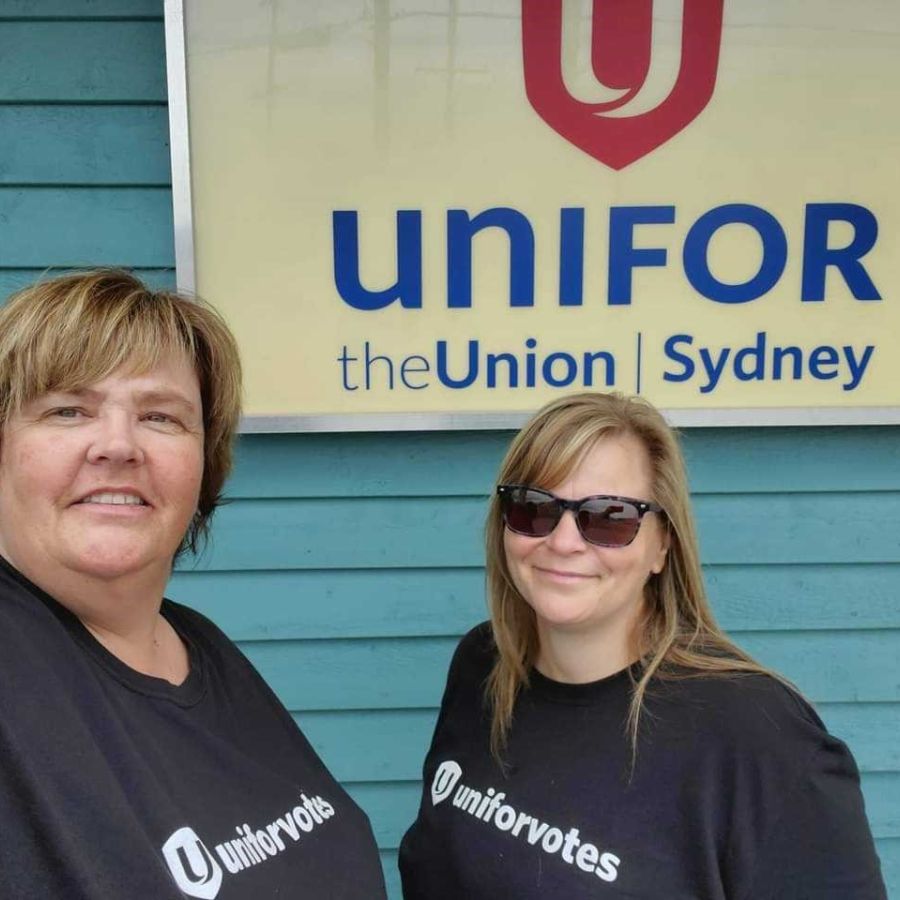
[522,0,724,170]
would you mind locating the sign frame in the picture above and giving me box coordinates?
[164,0,900,432]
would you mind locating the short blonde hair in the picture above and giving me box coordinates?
[0,269,242,554]
[486,392,767,759]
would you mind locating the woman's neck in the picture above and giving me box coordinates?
[82,612,190,685]
[535,623,639,684]
[5,553,188,685]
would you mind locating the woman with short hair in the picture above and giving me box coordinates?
[399,391,886,899]
[0,270,387,898]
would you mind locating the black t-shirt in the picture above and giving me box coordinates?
[0,557,387,899]
[399,623,887,899]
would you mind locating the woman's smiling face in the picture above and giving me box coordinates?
[503,432,668,660]
[0,353,204,591]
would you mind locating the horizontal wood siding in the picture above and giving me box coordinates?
[0,107,171,185]
[229,631,900,708]
[4,6,898,897]
[0,10,173,288]
[0,1,160,16]
[0,21,166,101]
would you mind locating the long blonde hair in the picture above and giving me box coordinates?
[486,392,772,760]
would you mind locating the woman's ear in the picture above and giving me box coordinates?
[650,523,670,576]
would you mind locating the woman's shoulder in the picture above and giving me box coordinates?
[649,670,882,896]
[0,558,82,661]
[457,620,496,655]
[443,621,497,689]
[649,668,834,760]
[453,620,497,665]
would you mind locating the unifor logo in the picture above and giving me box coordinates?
[431,760,463,805]
[162,827,224,899]
[521,0,724,169]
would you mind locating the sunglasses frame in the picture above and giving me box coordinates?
[496,484,663,548]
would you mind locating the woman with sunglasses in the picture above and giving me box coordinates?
[399,391,886,899]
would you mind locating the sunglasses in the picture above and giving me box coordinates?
[497,484,663,548]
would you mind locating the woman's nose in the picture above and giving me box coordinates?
[85,415,145,465]
[544,509,587,552]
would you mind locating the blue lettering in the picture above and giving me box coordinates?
[524,337,538,386]
[400,355,430,389]
[808,345,840,380]
[333,210,422,310]
[583,351,615,387]
[698,346,731,393]
[542,352,578,387]
[365,341,394,390]
[801,203,881,301]
[772,345,803,381]
[683,204,787,303]
[337,345,358,391]
[486,352,518,388]
[660,335,874,393]
[436,339,478,388]
[608,206,675,305]
[843,345,874,391]
[559,208,585,306]
[663,334,695,383]
[447,208,535,308]
[733,332,766,381]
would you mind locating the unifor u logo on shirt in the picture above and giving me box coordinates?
[431,760,622,883]
[163,827,223,899]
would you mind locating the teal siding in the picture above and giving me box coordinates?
[0,107,171,185]
[2,5,898,899]
[0,1,160,16]
[0,21,166,101]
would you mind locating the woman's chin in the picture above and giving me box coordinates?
[60,546,171,584]
[530,599,597,632]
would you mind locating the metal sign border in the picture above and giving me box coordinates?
[164,2,900,432]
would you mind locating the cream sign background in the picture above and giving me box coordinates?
[171,0,900,428]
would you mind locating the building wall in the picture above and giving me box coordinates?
[1,3,897,897]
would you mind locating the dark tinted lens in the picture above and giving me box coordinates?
[503,488,561,537]
[577,498,641,546]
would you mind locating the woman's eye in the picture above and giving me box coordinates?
[144,412,180,426]
[50,407,83,419]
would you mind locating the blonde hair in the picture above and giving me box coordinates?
[0,269,242,554]
[486,391,771,760]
